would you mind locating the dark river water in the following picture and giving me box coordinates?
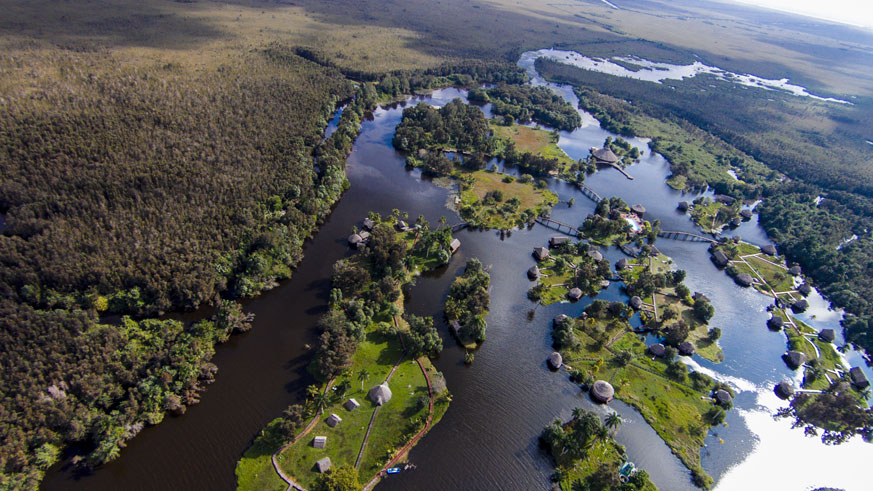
[43,55,872,491]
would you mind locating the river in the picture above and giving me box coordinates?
[44,54,872,491]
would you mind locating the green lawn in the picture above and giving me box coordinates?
[490,122,576,170]
[235,420,290,491]
[690,200,735,233]
[745,255,794,292]
[458,170,557,229]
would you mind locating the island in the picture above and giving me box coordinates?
[236,212,454,490]
[445,258,491,355]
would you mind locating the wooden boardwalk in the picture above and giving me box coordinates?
[576,182,603,203]
[536,217,581,237]
[657,230,718,244]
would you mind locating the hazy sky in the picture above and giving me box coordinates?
[730,0,873,29]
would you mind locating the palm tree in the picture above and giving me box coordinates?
[306,384,320,401]
[604,412,622,436]
[311,393,330,415]
[336,379,351,398]
[358,368,370,391]
[591,425,610,449]
[571,407,586,424]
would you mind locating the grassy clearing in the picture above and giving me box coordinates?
[655,293,723,363]
[563,318,722,486]
[490,122,575,168]
[458,170,557,229]
[235,420,289,491]
[689,200,736,233]
[745,255,794,292]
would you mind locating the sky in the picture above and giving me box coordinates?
[729,0,873,29]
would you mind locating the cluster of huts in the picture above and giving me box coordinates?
[347,217,376,249]
[530,236,613,301]
[309,383,394,474]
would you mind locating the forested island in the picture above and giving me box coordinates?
[445,258,490,354]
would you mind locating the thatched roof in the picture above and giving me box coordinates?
[450,238,461,253]
[362,218,375,230]
[313,436,327,449]
[549,236,570,247]
[783,351,807,369]
[326,413,342,427]
[629,296,643,310]
[527,265,540,280]
[548,352,563,370]
[616,258,629,270]
[819,329,836,343]
[714,194,735,205]
[553,314,570,327]
[774,381,795,400]
[789,265,802,276]
[712,250,729,267]
[450,320,462,336]
[740,209,754,219]
[714,389,732,405]
[600,280,610,289]
[761,244,777,256]
[798,283,812,296]
[677,201,690,212]
[729,217,742,228]
[568,288,583,300]
[348,234,363,247]
[791,299,809,312]
[767,316,784,330]
[358,231,371,241]
[850,367,869,388]
[592,147,619,164]
[316,457,332,473]
[678,341,695,356]
[631,204,646,216]
[734,273,753,287]
[591,380,614,403]
[368,384,393,406]
[396,220,408,231]
[344,399,360,411]
[533,246,550,261]
[649,343,666,357]
[587,249,603,262]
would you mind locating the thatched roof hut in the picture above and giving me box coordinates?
[767,316,784,330]
[587,249,603,262]
[313,436,327,449]
[677,201,690,212]
[549,236,570,247]
[368,384,393,406]
[729,217,742,228]
[678,341,695,356]
[740,209,754,220]
[789,265,802,276]
[649,343,666,357]
[629,296,643,310]
[592,147,620,164]
[568,288,583,301]
[616,258,629,271]
[450,238,461,254]
[819,329,836,343]
[344,398,360,411]
[527,265,540,280]
[761,244,777,256]
[553,314,570,327]
[591,380,614,403]
[850,367,870,388]
[783,351,807,369]
[714,194,735,205]
[326,413,342,427]
[450,320,462,337]
[734,273,754,287]
[316,457,332,473]
[631,204,646,217]
[396,220,409,231]
[600,280,610,289]
[798,283,812,296]
[362,218,375,230]
[714,389,732,405]
[791,299,809,312]
[533,246,550,262]
[348,234,364,248]
[548,352,563,370]
[774,381,795,400]
[712,250,729,268]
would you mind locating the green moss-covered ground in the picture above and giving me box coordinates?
[458,170,557,229]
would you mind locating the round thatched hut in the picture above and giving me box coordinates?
[348,234,363,248]
[729,217,742,228]
[368,383,393,406]
[677,201,690,212]
[734,273,754,287]
[527,265,540,280]
[648,343,666,357]
[592,147,620,165]
[789,265,802,276]
[740,209,754,220]
[819,329,836,343]
[553,314,570,327]
[714,389,732,406]
[629,296,643,310]
[798,283,812,296]
[761,244,777,256]
[792,299,809,312]
[616,258,629,271]
[631,204,646,217]
[767,316,784,330]
[591,380,615,403]
[548,352,563,370]
[774,381,795,400]
[678,341,695,356]
[783,351,808,370]
[588,249,604,262]
[568,288,583,301]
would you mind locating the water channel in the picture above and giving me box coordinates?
[44,53,872,491]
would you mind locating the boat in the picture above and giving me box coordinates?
[386,467,401,474]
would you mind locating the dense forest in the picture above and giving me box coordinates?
[468,85,581,130]
[534,56,873,357]
[444,258,491,344]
